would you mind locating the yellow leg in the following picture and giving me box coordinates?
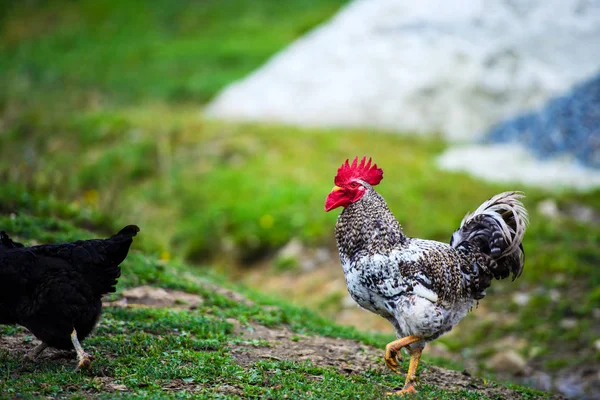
[398,349,423,394]
[70,329,92,372]
[384,335,422,374]
[396,347,423,395]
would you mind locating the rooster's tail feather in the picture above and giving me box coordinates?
[451,191,528,281]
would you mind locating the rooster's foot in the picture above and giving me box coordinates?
[386,383,416,396]
[384,346,402,374]
[383,335,421,374]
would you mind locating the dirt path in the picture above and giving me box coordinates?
[230,320,564,399]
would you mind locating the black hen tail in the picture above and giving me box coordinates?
[112,225,141,239]
[0,231,24,249]
[451,192,528,281]
[104,225,140,266]
[83,224,139,296]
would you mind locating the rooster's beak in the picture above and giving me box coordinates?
[325,186,345,212]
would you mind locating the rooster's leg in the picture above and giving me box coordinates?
[70,329,92,372]
[384,335,422,374]
[392,347,423,395]
[24,342,48,361]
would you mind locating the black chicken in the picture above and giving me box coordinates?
[0,225,139,371]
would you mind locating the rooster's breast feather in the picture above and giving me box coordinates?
[349,238,472,307]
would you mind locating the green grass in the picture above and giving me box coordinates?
[1,0,346,106]
[0,207,551,399]
[0,0,598,395]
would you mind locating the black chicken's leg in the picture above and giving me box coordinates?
[24,342,48,361]
[71,329,92,371]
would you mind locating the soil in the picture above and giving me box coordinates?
[103,285,204,309]
[1,286,565,399]
[230,320,565,399]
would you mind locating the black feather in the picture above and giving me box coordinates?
[0,226,139,350]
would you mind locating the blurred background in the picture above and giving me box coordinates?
[1,0,599,398]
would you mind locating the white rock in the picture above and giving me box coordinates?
[277,238,304,259]
[437,143,600,191]
[486,350,527,373]
[560,318,578,329]
[537,199,560,219]
[342,294,358,309]
[314,247,332,263]
[206,0,600,140]
[512,292,531,306]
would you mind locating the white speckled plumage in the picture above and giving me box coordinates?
[334,182,528,347]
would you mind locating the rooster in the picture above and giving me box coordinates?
[325,157,528,395]
[0,225,139,371]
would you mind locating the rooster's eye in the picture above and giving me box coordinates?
[350,182,358,188]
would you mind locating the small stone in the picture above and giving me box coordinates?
[549,289,561,302]
[559,318,578,329]
[492,336,528,352]
[554,274,567,284]
[594,339,600,352]
[567,203,600,224]
[512,292,531,306]
[314,247,332,263]
[486,350,527,373]
[537,199,560,219]
[277,238,304,259]
[342,294,357,309]
[300,259,317,272]
[528,346,543,358]
[108,383,128,392]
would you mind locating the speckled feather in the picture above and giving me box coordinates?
[335,182,528,343]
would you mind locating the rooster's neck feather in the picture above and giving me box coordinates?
[335,187,405,260]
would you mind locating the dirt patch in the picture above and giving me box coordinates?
[103,285,204,309]
[0,330,79,375]
[230,321,565,399]
[183,274,255,306]
[230,320,383,374]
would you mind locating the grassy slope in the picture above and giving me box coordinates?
[0,0,598,391]
[1,0,346,105]
[0,196,551,399]
[2,104,599,374]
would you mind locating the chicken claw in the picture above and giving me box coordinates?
[74,353,93,372]
[384,344,402,374]
[386,384,416,396]
[383,335,421,374]
[386,347,423,395]
[24,342,49,362]
[71,329,93,372]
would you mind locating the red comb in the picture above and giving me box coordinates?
[334,156,383,186]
